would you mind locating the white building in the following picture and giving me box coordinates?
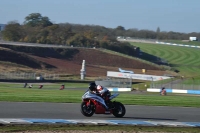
[189,37,197,41]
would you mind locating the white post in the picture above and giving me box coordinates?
[80,60,86,80]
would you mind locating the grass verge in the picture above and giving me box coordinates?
[0,82,200,107]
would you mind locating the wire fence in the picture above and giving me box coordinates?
[95,77,132,88]
[0,72,59,80]
[151,77,200,90]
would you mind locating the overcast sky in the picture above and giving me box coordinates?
[0,0,199,33]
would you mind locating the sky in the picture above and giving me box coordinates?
[0,0,199,33]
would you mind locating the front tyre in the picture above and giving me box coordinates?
[80,101,95,117]
[112,102,126,118]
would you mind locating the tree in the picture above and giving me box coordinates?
[156,27,160,39]
[83,30,97,39]
[40,16,53,27]
[24,13,53,27]
[116,26,125,31]
[2,21,23,41]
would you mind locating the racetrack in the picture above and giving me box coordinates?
[0,102,200,122]
[0,40,199,126]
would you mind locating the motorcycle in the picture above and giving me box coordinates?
[80,89,126,117]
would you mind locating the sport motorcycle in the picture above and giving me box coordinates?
[80,89,126,117]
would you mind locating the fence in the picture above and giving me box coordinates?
[95,77,132,88]
[151,77,200,90]
[0,72,59,80]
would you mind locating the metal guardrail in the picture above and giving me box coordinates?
[151,78,200,90]
[95,77,132,88]
[0,72,59,80]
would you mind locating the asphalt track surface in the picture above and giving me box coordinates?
[0,102,200,122]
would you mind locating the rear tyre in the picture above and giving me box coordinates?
[112,102,126,118]
[80,101,95,117]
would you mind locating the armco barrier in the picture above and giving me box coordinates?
[0,118,199,127]
[108,88,132,92]
[0,79,93,83]
[147,88,200,95]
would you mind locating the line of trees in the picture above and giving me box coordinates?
[2,13,200,43]
[1,13,200,58]
[1,13,142,57]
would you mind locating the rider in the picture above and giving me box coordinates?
[160,87,167,95]
[88,82,112,109]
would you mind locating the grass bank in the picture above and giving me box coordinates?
[130,42,200,77]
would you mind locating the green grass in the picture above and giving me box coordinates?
[0,83,200,107]
[3,82,89,89]
[0,82,88,103]
[130,42,200,77]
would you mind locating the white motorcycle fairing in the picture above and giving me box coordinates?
[81,90,126,117]
[109,93,119,100]
[82,91,109,109]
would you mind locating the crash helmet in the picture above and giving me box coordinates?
[89,82,97,91]
[97,85,103,91]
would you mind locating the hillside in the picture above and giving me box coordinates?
[0,44,175,78]
[129,42,200,77]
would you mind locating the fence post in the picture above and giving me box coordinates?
[192,77,194,90]
[151,77,154,88]
[130,78,132,88]
[181,76,184,89]
[170,77,173,89]
[199,79,200,90]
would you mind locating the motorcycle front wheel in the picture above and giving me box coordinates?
[80,101,95,117]
[112,102,126,118]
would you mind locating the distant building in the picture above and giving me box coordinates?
[189,37,198,41]
[0,24,6,31]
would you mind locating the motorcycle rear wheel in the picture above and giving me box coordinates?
[80,101,95,117]
[112,102,126,118]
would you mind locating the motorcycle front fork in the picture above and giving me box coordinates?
[105,100,114,109]
[86,100,95,109]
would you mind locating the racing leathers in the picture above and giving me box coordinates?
[93,85,112,109]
